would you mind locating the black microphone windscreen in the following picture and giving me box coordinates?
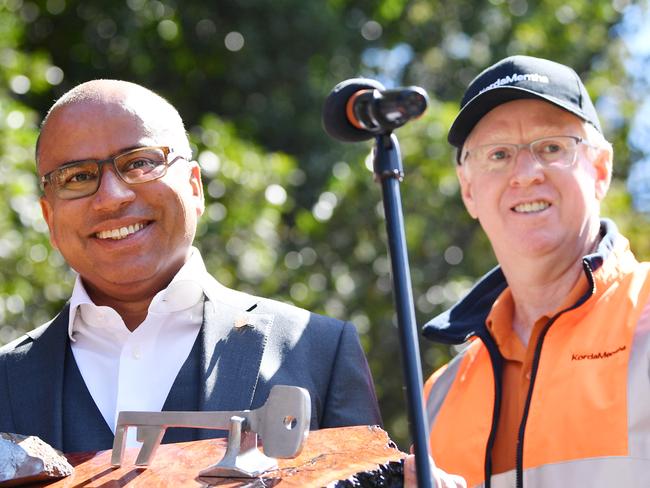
[322,78,385,142]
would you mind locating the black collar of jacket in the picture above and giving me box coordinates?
[422,218,620,345]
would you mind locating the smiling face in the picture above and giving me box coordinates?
[38,82,204,304]
[456,99,611,268]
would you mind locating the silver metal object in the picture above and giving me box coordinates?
[110,385,311,478]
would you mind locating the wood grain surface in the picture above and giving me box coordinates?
[38,425,405,487]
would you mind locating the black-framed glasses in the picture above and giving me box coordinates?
[40,146,186,200]
[462,135,596,173]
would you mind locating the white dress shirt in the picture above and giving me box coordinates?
[68,248,213,444]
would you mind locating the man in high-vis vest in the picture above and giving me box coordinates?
[405,55,650,487]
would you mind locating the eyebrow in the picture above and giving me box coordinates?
[58,145,150,167]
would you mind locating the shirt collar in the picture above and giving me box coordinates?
[486,288,522,361]
[485,266,590,360]
[68,247,212,341]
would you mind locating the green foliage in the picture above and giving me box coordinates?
[2,0,650,450]
[0,6,71,343]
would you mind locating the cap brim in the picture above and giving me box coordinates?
[447,87,593,148]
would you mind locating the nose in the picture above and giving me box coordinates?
[509,145,545,187]
[90,166,136,211]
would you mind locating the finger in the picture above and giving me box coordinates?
[403,455,417,488]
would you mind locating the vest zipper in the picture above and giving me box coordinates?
[514,314,555,488]
[514,263,595,488]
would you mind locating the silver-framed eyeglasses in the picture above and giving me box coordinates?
[40,146,186,200]
[462,135,596,173]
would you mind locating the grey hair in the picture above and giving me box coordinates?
[584,122,613,153]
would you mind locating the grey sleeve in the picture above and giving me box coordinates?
[320,322,382,428]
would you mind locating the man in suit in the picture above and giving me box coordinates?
[0,80,381,453]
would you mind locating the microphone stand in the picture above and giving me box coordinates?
[373,132,433,488]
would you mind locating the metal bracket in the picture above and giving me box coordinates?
[199,416,277,477]
[110,385,311,478]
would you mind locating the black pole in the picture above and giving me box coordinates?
[373,132,432,488]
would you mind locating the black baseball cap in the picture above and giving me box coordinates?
[448,55,602,151]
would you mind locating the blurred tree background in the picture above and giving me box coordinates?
[1,0,649,449]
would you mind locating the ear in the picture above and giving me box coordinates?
[189,162,205,217]
[39,195,59,250]
[592,145,612,201]
[456,164,479,219]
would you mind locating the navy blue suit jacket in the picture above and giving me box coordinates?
[0,280,381,452]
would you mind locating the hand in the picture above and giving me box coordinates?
[404,454,467,488]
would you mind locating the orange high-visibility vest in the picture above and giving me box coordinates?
[422,221,650,488]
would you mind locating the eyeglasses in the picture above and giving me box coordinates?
[461,135,596,173]
[40,146,186,200]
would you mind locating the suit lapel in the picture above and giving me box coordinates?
[6,279,274,447]
[6,306,68,449]
[199,296,274,413]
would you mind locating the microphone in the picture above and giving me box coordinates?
[322,78,429,142]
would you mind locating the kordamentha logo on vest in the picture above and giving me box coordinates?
[571,345,626,361]
[478,73,550,95]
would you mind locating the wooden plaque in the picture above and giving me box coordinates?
[38,425,405,487]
